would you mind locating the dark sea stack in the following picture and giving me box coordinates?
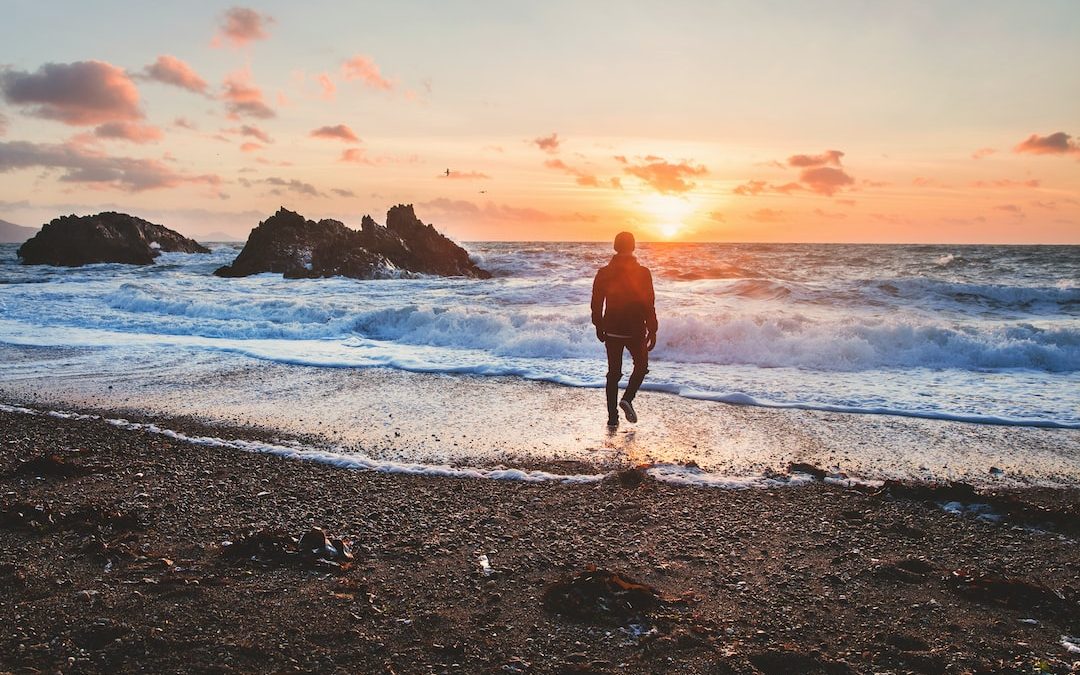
[17,212,210,266]
[214,205,491,280]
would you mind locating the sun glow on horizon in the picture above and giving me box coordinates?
[639,194,698,240]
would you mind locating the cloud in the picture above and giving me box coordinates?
[623,158,707,194]
[0,61,141,125]
[419,197,596,223]
[971,147,997,160]
[142,55,208,94]
[173,117,197,130]
[221,69,274,119]
[239,142,262,152]
[787,150,843,168]
[533,133,560,154]
[543,158,616,188]
[708,211,725,222]
[912,177,949,188]
[732,179,804,196]
[0,139,221,191]
[339,147,370,164]
[93,121,164,144]
[214,7,274,48]
[993,204,1023,214]
[799,166,854,196]
[970,178,1040,189]
[311,124,359,143]
[748,208,784,222]
[439,170,490,180]
[0,112,7,136]
[331,188,355,198]
[227,124,272,143]
[259,177,322,197]
[1014,132,1080,156]
[315,73,336,100]
[342,55,393,91]
[813,208,847,220]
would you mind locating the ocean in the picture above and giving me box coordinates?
[1,241,1077,429]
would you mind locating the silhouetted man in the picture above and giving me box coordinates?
[591,231,657,427]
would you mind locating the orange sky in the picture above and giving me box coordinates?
[0,2,1078,243]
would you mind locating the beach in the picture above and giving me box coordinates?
[2,403,1080,673]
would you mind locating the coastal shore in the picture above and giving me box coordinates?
[2,404,1079,673]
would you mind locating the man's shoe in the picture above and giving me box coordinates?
[619,399,637,423]
[607,416,619,428]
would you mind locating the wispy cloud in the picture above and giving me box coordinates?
[213,7,274,48]
[221,69,274,119]
[623,157,706,194]
[342,55,393,91]
[310,124,359,143]
[533,133,560,154]
[142,56,208,95]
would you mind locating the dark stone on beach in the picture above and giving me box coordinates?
[542,565,661,624]
[886,632,930,652]
[947,568,1077,618]
[10,454,89,479]
[874,556,938,584]
[214,205,491,279]
[787,462,829,480]
[17,212,209,266]
[611,466,650,488]
[748,648,854,675]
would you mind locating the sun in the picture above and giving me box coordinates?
[639,194,696,240]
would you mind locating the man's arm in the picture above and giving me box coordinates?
[645,268,658,350]
[591,269,606,341]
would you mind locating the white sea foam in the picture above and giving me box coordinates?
[1,241,1078,426]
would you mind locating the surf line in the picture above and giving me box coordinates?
[0,402,872,490]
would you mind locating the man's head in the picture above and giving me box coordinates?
[613,231,635,254]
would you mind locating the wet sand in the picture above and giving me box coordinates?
[2,406,1080,673]
[2,343,1079,487]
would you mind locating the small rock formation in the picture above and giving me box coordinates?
[17,212,209,266]
[214,205,490,279]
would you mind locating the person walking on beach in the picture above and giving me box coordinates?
[591,231,658,427]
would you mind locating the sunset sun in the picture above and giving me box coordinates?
[639,194,696,240]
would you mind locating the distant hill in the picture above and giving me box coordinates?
[199,231,245,242]
[0,218,39,244]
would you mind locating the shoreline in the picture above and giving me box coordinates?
[2,403,1079,673]
[3,343,1079,489]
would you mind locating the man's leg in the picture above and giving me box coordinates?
[623,337,650,402]
[605,339,624,422]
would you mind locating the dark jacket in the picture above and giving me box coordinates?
[591,253,658,339]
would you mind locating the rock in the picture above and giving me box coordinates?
[948,568,1076,618]
[17,212,209,266]
[542,565,662,624]
[214,205,490,279]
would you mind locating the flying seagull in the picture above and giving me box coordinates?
[444,168,451,177]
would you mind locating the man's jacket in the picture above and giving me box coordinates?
[591,253,658,340]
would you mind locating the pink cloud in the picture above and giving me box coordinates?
[1014,132,1080,156]
[339,147,370,164]
[0,139,220,191]
[799,166,854,196]
[419,197,596,224]
[143,55,208,94]
[93,121,164,144]
[971,178,1040,189]
[748,208,784,223]
[311,124,360,143]
[341,55,393,91]
[971,147,997,160]
[533,133,560,154]
[543,158,616,189]
[624,158,707,194]
[227,124,272,143]
[221,69,274,119]
[993,204,1024,214]
[733,180,767,196]
[0,61,141,125]
[214,7,274,48]
[316,73,336,100]
[173,117,197,130]
[239,142,263,153]
[440,170,491,180]
[787,150,843,168]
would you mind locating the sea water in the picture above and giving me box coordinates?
[0,241,1077,428]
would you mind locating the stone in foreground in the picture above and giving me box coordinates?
[214,205,491,279]
[18,212,210,266]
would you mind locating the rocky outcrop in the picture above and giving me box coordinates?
[214,205,490,279]
[17,212,209,266]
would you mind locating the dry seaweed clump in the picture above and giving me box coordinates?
[542,565,663,624]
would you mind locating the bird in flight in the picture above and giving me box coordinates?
[444,168,451,177]
[479,190,487,194]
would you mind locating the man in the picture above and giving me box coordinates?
[591,231,658,427]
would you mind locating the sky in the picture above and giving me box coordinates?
[0,0,1078,243]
